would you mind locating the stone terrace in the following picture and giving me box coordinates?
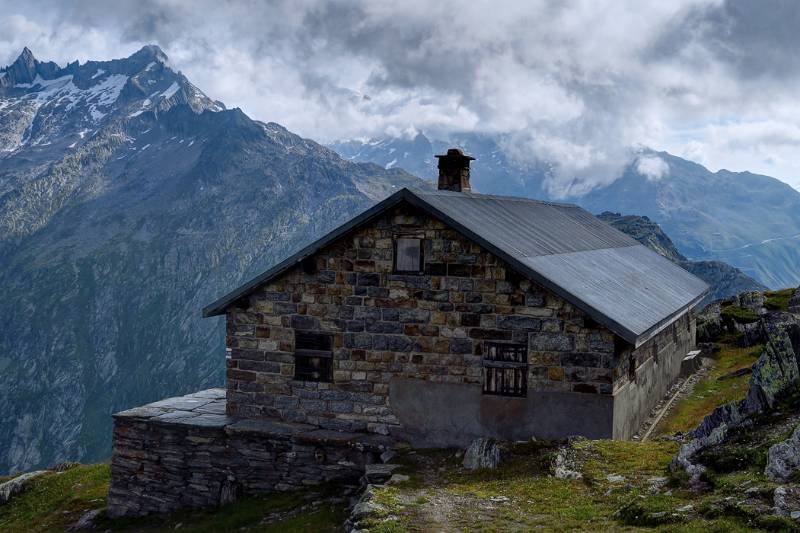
[108,389,394,517]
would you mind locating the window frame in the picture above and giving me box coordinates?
[392,235,425,274]
[482,341,528,397]
[294,331,333,383]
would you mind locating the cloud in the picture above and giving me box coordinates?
[636,156,670,181]
[1,0,799,192]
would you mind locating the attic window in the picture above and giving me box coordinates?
[482,342,528,397]
[294,332,332,382]
[394,237,423,273]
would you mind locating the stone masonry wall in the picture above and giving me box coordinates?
[108,389,391,518]
[225,203,640,437]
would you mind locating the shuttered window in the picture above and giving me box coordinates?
[294,332,333,382]
[483,342,528,397]
[394,238,423,273]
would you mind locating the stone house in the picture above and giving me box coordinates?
[203,148,708,445]
[108,149,707,516]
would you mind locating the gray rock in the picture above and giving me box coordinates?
[364,463,400,485]
[380,450,397,464]
[69,508,103,530]
[462,437,501,470]
[765,425,800,482]
[789,288,800,314]
[607,474,625,483]
[350,484,387,522]
[552,443,584,480]
[0,470,48,504]
[774,485,800,518]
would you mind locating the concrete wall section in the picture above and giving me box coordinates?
[389,377,614,447]
[612,315,696,440]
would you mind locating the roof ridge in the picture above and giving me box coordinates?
[408,187,580,208]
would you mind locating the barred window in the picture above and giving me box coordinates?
[482,342,527,397]
[294,331,333,382]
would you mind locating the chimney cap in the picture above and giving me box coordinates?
[435,148,475,161]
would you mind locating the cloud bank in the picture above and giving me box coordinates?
[2,0,800,193]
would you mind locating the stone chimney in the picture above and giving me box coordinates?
[435,148,475,192]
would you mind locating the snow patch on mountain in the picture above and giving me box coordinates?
[162,82,180,99]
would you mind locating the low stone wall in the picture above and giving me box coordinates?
[108,389,394,518]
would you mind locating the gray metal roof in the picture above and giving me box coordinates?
[204,187,709,347]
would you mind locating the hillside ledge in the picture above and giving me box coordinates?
[109,388,395,518]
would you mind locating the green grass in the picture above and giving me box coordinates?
[366,441,766,532]
[720,305,760,324]
[0,464,109,533]
[654,343,763,436]
[764,288,795,311]
[0,464,346,533]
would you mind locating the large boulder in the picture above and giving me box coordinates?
[462,437,501,470]
[765,425,800,482]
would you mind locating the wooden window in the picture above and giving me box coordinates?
[294,331,332,382]
[482,342,527,397]
[394,237,423,273]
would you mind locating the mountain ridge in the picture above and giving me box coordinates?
[331,133,800,289]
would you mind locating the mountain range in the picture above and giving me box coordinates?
[0,45,785,475]
[332,133,800,289]
[0,46,421,474]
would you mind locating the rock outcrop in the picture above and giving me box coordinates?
[0,470,47,504]
[672,315,800,487]
[765,425,800,482]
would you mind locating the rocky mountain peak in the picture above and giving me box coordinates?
[5,46,38,84]
[131,44,169,65]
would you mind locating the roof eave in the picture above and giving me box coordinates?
[629,286,710,349]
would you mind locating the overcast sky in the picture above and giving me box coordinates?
[3,0,800,192]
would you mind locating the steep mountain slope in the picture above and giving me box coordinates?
[0,47,422,474]
[596,212,766,302]
[332,135,800,289]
